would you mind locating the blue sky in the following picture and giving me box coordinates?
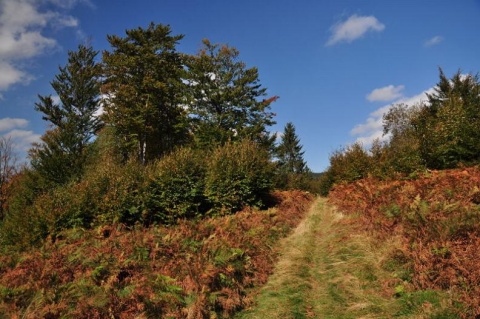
[1,0,479,172]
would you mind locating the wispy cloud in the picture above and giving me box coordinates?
[0,118,29,132]
[326,14,385,46]
[424,35,443,47]
[0,117,41,152]
[366,85,405,102]
[351,88,435,146]
[5,129,42,152]
[0,0,85,95]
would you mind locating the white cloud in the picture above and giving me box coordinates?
[4,129,42,152]
[0,117,41,153]
[0,62,29,90]
[0,118,29,132]
[366,85,405,102]
[326,14,385,46]
[351,88,435,146]
[424,36,443,47]
[0,0,83,94]
[48,0,94,10]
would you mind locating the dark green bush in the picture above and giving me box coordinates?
[204,139,274,215]
[144,147,208,224]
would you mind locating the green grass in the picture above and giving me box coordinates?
[235,198,456,319]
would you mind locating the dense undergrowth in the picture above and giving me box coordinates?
[329,166,480,318]
[0,191,312,318]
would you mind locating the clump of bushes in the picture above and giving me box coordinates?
[1,139,275,249]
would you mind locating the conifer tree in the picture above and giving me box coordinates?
[102,23,189,163]
[276,122,308,173]
[31,44,101,185]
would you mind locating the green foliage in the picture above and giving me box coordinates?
[205,139,274,215]
[102,22,189,163]
[31,44,101,187]
[0,169,50,248]
[321,142,371,193]
[276,122,308,174]
[185,39,277,149]
[144,147,208,224]
[416,69,480,169]
[274,122,315,192]
[82,157,147,225]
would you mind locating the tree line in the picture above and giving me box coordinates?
[320,68,480,194]
[0,23,311,250]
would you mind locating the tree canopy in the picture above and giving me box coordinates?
[185,39,277,148]
[102,23,189,163]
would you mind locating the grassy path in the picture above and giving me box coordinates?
[236,198,453,319]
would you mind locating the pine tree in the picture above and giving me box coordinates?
[31,44,101,185]
[276,122,308,173]
[185,39,277,149]
[102,23,189,163]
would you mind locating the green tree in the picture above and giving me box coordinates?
[185,39,277,149]
[276,122,308,174]
[323,142,371,188]
[381,103,425,174]
[102,23,189,163]
[31,44,101,186]
[418,69,480,168]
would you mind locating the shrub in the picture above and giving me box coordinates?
[144,147,208,224]
[205,139,274,215]
[83,157,147,225]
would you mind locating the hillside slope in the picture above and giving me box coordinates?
[0,191,312,318]
[329,167,480,318]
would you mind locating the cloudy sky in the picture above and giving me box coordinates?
[1,0,479,171]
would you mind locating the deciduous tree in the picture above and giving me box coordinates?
[185,39,277,149]
[102,23,189,163]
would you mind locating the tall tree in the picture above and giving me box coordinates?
[102,23,189,163]
[185,39,277,149]
[31,44,101,185]
[276,122,308,173]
